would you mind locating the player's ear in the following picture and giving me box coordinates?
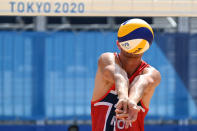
[116,40,121,50]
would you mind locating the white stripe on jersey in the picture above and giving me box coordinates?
[94,102,113,131]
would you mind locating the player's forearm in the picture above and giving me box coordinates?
[113,63,129,99]
[115,74,129,99]
[128,68,161,105]
[128,76,151,104]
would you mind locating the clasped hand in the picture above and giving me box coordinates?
[115,98,145,129]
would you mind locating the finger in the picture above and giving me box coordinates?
[116,113,129,119]
[115,101,122,109]
[116,113,128,118]
[115,109,124,114]
[130,105,138,110]
[128,111,135,122]
[134,111,139,120]
[119,117,126,121]
[131,113,138,122]
[131,117,137,122]
[123,102,127,113]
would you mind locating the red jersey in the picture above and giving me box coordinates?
[91,54,149,131]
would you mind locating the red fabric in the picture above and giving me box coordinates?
[91,104,109,131]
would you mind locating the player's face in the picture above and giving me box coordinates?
[116,41,143,58]
[116,40,143,58]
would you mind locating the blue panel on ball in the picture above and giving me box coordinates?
[118,27,153,45]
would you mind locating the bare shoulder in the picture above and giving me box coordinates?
[98,52,116,67]
[99,52,114,57]
[143,66,161,86]
[98,52,115,62]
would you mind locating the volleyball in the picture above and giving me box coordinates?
[117,19,154,54]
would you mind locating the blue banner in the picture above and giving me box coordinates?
[0,31,196,121]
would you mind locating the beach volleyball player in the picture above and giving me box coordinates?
[91,19,161,131]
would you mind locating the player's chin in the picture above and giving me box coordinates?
[122,51,142,58]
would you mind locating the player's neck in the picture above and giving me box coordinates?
[119,53,142,77]
[119,53,142,67]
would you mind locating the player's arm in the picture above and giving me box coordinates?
[128,66,161,108]
[117,66,161,128]
[98,52,129,112]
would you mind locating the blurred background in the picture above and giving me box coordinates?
[0,0,197,131]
